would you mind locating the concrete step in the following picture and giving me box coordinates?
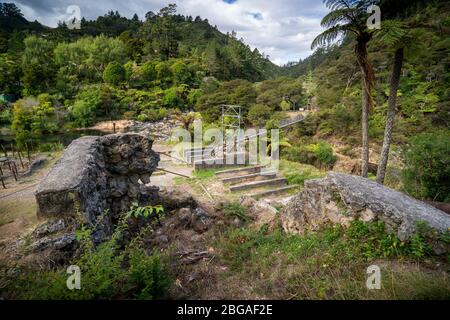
[215,165,266,178]
[184,147,214,162]
[229,177,287,192]
[221,172,277,185]
[188,151,219,164]
[194,152,247,170]
[249,185,300,199]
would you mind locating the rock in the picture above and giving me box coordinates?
[34,133,160,245]
[154,234,169,244]
[173,206,212,233]
[232,217,243,227]
[33,219,66,237]
[239,196,277,228]
[29,233,76,252]
[281,172,450,253]
[21,157,47,177]
[191,207,212,233]
[158,187,196,211]
[178,207,193,227]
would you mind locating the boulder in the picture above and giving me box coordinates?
[21,157,47,177]
[281,172,450,250]
[239,196,278,228]
[157,186,196,211]
[35,133,160,233]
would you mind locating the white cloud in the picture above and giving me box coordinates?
[12,0,328,65]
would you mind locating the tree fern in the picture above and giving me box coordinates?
[311,25,351,49]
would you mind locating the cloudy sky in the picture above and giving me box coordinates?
[12,0,329,65]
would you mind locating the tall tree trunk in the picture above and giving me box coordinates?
[376,47,404,184]
[361,83,370,177]
[355,39,374,178]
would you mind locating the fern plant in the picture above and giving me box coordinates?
[126,202,164,219]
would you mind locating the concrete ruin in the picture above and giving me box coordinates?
[33,133,160,247]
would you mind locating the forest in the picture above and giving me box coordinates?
[1,0,448,201]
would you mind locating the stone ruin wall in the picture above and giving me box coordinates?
[35,133,160,241]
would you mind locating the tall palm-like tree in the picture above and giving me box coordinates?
[374,19,409,184]
[312,0,377,177]
[376,0,450,184]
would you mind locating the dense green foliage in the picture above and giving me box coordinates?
[281,2,450,144]
[0,2,281,134]
[402,130,450,202]
[283,140,337,169]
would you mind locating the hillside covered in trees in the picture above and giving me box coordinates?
[0,3,279,134]
[0,0,449,201]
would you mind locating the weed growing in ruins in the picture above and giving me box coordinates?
[0,208,172,299]
[126,202,164,219]
[221,201,249,222]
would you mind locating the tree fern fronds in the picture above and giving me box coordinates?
[311,25,350,49]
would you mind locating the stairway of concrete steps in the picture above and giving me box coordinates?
[214,165,300,199]
[183,144,300,199]
[184,145,246,170]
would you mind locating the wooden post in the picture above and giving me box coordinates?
[25,142,31,163]
[10,161,17,181]
[113,122,116,133]
[0,174,5,189]
[10,143,15,159]
[17,149,24,169]
[13,161,19,178]
[1,144,6,157]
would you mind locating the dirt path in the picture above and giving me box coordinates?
[0,154,58,242]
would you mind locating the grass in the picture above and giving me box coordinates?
[174,168,220,185]
[279,159,325,186]
[0,194,37,228]
[193,168,218,180]
[214,221,450,300]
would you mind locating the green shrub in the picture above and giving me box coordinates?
[163,87,184,108]
[247,104,272,127]
[0,107,12,124]
[284,141,336,169]
[38,142,64,153]
[142,61,157,82]
[221,202,249,222]
[139,107,168,122]
[103,62,126,85]
[284,144,315,164]
[70,87,103,127]
[311,141,337,167]
[402,130,450,202]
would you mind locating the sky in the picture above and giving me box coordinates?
[11,0,329,65]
